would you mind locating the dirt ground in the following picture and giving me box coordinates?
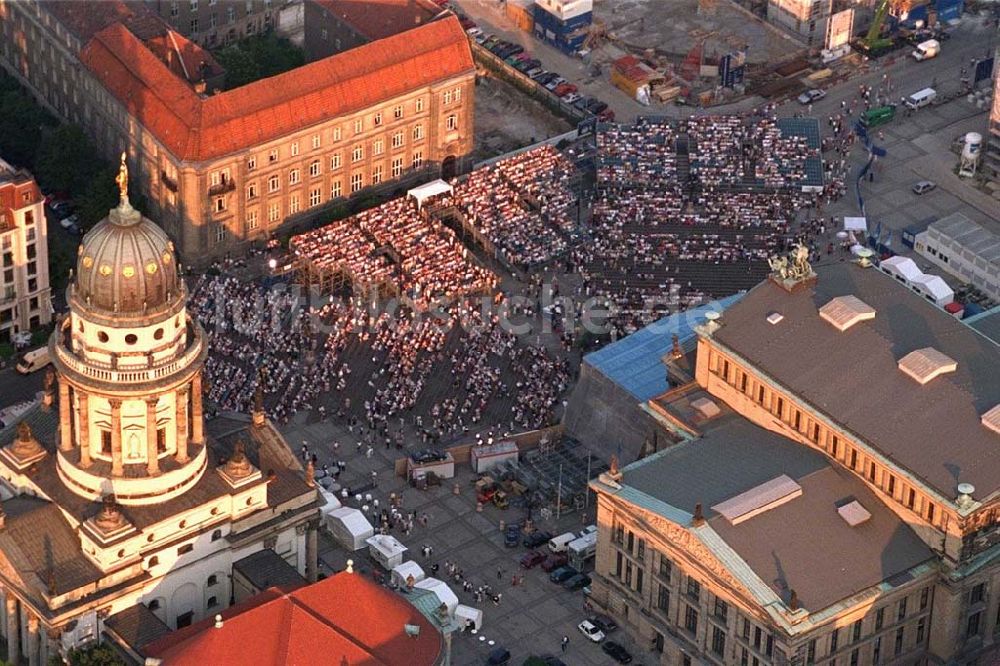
[471,75,573,163]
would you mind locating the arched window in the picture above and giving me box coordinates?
[97,331,109,343]
[154,328,164,340]
[125,333,138,345]
[207,575,218,587]
[211,529,222,541]
[147,599,160,611]
[148,556,159,567]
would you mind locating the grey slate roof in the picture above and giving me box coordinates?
[711,262,1000,500]
[104,603,173,650]
[232,548,306,593]
[622,417,934,612]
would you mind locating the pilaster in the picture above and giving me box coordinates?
[109,398,123,476]
[176,386,190,464]
[57,381,71,452]
[145,396,159,476]
[78,392,91,468]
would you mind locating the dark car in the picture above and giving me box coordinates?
[573,96,594,110]
[536,72,560,85]
[602,641,633,664]
[549,566,578,583]
[529,69,551,81]
[540,553,568,572]
[563,573,591,590]
[47,199,76,219]
[586,100,608,114]
[411,449,447,464]
[520,550,546,568]
[504,523,522,548]
[590,614,618,633]
[522,530,553,548]
[487,646,511,665]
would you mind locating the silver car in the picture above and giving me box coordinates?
[912,180,936,195]
[797,89,826,104]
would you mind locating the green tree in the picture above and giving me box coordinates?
[213,34,305,89]
[214,45,260,89]
[74,166,119,229]
[59,643,125,666]
[34,125,99,195]
[0,91,44,169]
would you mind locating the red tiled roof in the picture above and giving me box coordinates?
[39,0,143,42]
[309,0,441,41]
[79,15,474,163]
[143,572,443,666]
[0,170,41,232]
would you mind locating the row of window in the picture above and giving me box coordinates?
[711,352,943,528]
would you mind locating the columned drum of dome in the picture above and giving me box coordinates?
[49,155,209,504]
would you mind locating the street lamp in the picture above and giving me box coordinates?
[268,258,277,272]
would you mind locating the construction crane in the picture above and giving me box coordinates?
[861,0,895,53]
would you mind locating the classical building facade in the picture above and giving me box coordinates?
[141,0,282,48]
[589,258,1000,665]
[0,157,51,343]
[0,1,475,265]
[0,165,318,664]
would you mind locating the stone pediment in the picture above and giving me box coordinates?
[643,511,749,595]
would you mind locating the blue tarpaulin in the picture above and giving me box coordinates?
[584,294,745,401]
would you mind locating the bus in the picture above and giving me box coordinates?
[860,105,896,128]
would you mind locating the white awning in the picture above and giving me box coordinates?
[844,217,867,232]
[408,179,453,210]
[880,255,922,281]
[911,274,954,302]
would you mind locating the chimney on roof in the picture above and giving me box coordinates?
[193,80,207,95]
[692,503,705,526]
[789,589,799,611]
[346,559,354,573]
[214,614,223,629]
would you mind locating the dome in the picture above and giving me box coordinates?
[74,201,181,314]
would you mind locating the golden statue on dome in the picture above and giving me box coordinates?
[115,152,129,204]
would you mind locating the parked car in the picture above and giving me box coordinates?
[553,83,578,97]
[497,44,524,59]
[59,214,82,235]
[520,550,546,568]
[549,566,578,583]
[474,32,489,44]
[504,523,522,548]
[590,614,618,634]
[597,109,616,121]
[601,641,633,664]
[797,88,826,104]
[525,67,544,78]
[540,553,568,572]
[577,619,605,643]
[912,180,937,195]
[411,449,447,463]
[563,573,591,590]
[48,199,75,218]
[523,531,553,548]
[544,77,566,91]
[562,93,582,105]
[573,96,594,110]
[466,27,483,38]
[536,72,559,85]
[586,100,608,114]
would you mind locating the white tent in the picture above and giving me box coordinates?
[325,507,374,551]
[366,534,408,569]
[454,605,483,631]
[408,180,453,211]
[911,273,954,306]
[844,217,867,232]
[414,577,459,615]
[319,489,342,514]
[391,560,426,589]
[879,255,922,283]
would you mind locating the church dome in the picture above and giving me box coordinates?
[74,200,181,314]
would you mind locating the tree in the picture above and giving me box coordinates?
[213,34,305,90]
[34,125,99,196]
[74,166,119,229]
[0,91,44,169]
[59,644,125,666]
[214,45,260,89]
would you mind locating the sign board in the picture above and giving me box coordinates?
[825,8,854,50]
[719,51,747,88]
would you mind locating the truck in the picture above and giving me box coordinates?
[911,39,940,61]
[860,105,896,128]
[905,88,937,110]
[15,347,51,374]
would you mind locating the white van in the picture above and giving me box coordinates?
[548,531,578,554]
[905,88,936,110]
[16,347,50,374]
[911,39,940,61]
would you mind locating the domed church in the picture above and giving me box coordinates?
[0,156,319,664]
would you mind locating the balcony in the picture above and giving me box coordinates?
[207,178,236,196]
[161,170,178,193]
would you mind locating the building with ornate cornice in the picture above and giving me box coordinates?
[588,257,1000,665]
[0,161,317,665]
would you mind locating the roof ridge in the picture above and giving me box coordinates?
[288,588,389,665]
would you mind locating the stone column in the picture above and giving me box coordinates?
[109,398,123,476]
[175,387,190,464]
[42,629,59,666]
[190,373,204,446]
[25,614,38,666]
[306,521,318,583]
[6,596,19,666]
[57,381,71,452]
[145,396,159,476]
[78,392,91,468]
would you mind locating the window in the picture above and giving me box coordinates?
[712,626,726,656]
[207,596,218,608]
[350,172,363,193]
[289,169,300,184]
[148,556,159,567]
[352,145,364,162]
[373,138,384,156]
[247,155,256,171]
[392,131,404,148]
[207,574,218,586]
[391,157,403,178]
[214,196,226,213]
[246,209,259,230]
[625,561,632,586]
[807,639,816,665]
[309,160,321,177]
[684,605,698,634]
[895,627,904,656]
[215,223,227,244]
[190,0,198,9]
[446,114,458,131]
[412,151,423,169]
[211,529,223,541]
[289,194,300,214]
[371,164,383,185]
[190,17,199,32]
[920,586,929,610]
[290,141,299,156]
[178,543,194,556]
[148,599,161,610]
[907,488,916,509]
[312,134,321,149]
[753,626,762,649]
[657,585,669,611]
[331,180,342,199]
[794,410,801,430]
[811,423,820,442]
[916,616,926,643]
[927,502,935,523]
[852,619,862,643]
[872,635,882,663]
[269,148,278,163]
[687,578,700,601]
[830,628,839,653]
[333,127,342,142]
[766,634,773,658]
[268,175,280,192]
[850,648,859,666]
[331,153,342,170]
[776,396,784,417]
[415,97,424,112]
[742,619,750,641]
[850,448,858,470]
[374,112,382,126]
[637,539,645,561]
[714,598,728,624]
[267,202,280,222]
[393,105,403,119]
[868,462,877,483]
[170,2,179,18]
[354,119,363,134]
[659,555,671,582]
[615,551,622,577]
[210,169,229,186]
[247,182,258,200]
[636,568,644,594]
[413,124,424,141]
[757,385,765,404]
[309,187,322,207]
[968,611,982,637]
[898,597,907,621]
[443,90,452,105]
[875,607,884,631]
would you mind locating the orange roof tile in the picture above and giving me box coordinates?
[143,572,443,666]
[79,15,474,163]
